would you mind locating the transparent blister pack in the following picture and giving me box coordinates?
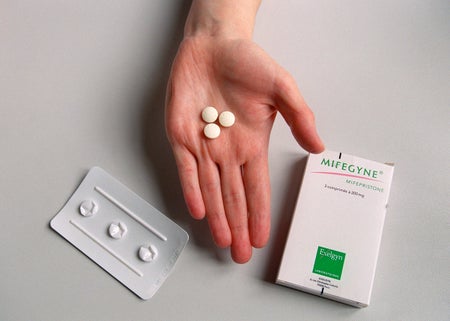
[50,167,189,300]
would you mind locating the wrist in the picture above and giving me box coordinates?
[184,0,261,40]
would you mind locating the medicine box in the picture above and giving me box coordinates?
[276,150,394,307]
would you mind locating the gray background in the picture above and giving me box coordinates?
[1,0,448,320]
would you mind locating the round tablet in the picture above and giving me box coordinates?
[108,222,128,239]
[203,123,221,139]
[219,111,235,127]
[79,200,98,217]
[139,245,158,262]
[201,106,218,123]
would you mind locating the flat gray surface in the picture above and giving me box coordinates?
[1,1,448,320]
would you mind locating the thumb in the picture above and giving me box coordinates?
[273,69,325,153]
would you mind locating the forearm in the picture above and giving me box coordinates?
[184,0,261,39]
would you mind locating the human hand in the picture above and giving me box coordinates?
[165,1,324,263]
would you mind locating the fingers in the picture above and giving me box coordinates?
[172,146,269,264]
[172,145,233,249]
[220,164,252,264]
[243,155,271,249]
[274,70,325,154]
[172,145,255,262]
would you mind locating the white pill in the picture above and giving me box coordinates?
[79,200,98,217]
[139,245,158,262]
[108,222,127,239]
[219,111,235,127]
[201,106,218,123]
[203,123,221,139]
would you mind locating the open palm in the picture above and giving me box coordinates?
[165,37,323,263]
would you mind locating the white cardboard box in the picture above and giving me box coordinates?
[276,150,394,307]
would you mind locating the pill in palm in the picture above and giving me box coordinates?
[201,106,219,123]
[204,123,221,139]
[219,111,235,127]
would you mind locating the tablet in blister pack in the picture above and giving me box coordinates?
[50,167,189,300]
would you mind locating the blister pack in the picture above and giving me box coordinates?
[50,167,189,300]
